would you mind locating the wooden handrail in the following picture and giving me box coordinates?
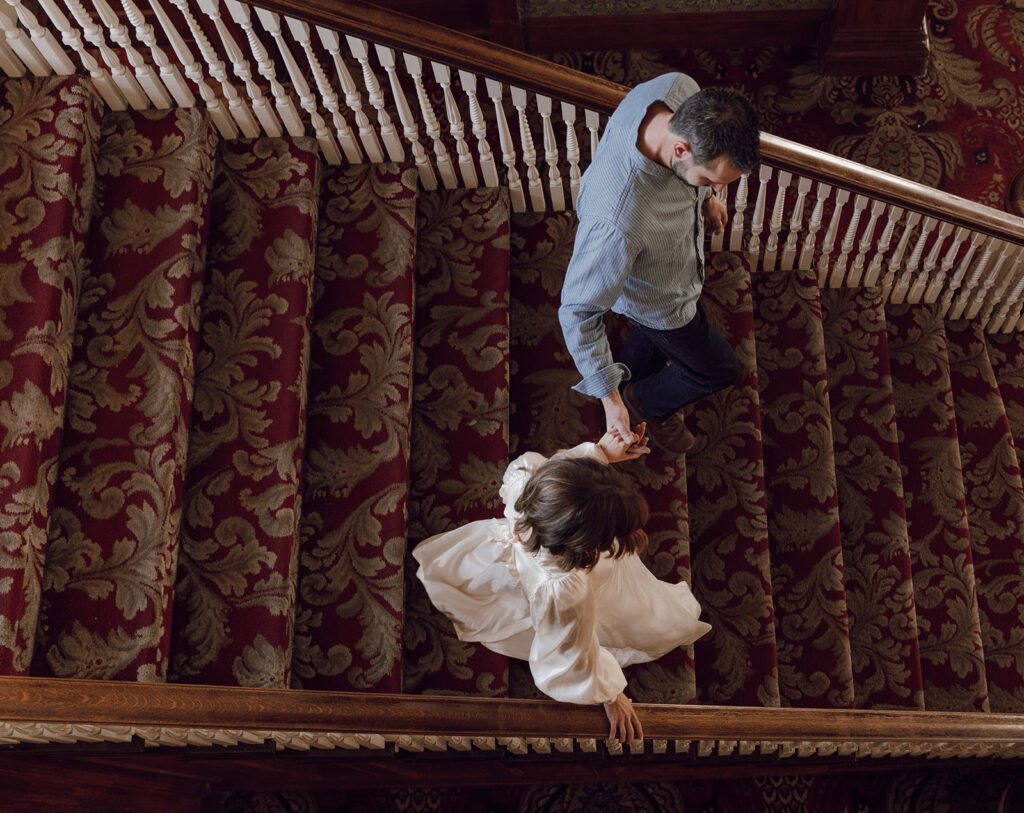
[2,676,1024,746]
[762,133,1024,246]
[249,0,626,112]
[249,0,1024,247]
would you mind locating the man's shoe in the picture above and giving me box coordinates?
[621,383,695,455]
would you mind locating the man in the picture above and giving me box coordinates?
[558,72,760,454]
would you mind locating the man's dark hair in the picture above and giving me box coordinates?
[670,87,760,174]
[514,457,648,572]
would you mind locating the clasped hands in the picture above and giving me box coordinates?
[597,422,651,462]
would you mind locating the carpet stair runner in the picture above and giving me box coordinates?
[5,74,1024,744]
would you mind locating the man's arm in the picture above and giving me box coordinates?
[558,219,635,441]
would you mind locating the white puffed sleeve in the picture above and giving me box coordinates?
[499,451,548,523]
[527,569,627,705]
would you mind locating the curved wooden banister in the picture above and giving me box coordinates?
[250,0,627,112]
[251,0,1024,247]
[2,676,1024,747]
[762,133,1024,246]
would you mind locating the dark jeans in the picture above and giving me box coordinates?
[619,300,741,420]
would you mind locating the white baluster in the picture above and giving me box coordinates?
[827,194,867,288]
[172,0,258,134]
[891,217,937,303]
[433,61,475,186]
[747,164,773,265]
[4,0,74,74]
[149,0,234,135]
[311,43,377,161]
[781,176,812,271]
[64,0,147,105]
[881,211,922,297]
[38,0,125,108]
[924,226,969,303]
[375,44,433,186]
[459,70,497,187]
[321,28,383,161]
[226,0,302,135]
[729,173,750,252]
[989,246,1024,332]
[485,78,525,212]
[863,205,904,287]
[762,170,791,272]
[561,101,581,208]
[817,188,850,287]
[909,221,953,303]
[0,3,55,76]
[257,8,340,161]
[288,16,361,162]
[511,85,544,211]
[585,109,600,161]
[940,232,986,314]
[965,239,1015,320]
[348,36,402,162]
[405,53,455,186]
[198,0,279,135]
[537,94,565,211]
[0,26,23,76]
[119,0,191,107]
[91,0,169,107]
[847,199,885,287]
[979,245,1024,325]
[799,183,829,270]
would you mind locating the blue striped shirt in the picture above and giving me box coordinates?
[559,73,710,399]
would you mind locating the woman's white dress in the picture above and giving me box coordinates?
[412,442,711,705]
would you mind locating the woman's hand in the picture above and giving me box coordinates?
[597,423,650,463]
[603,692,643,743]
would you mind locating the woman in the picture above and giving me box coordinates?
[413,423,711,742]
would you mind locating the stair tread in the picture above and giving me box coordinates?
[292,162,419,693]
[886,303,990,712]
[403,187,512,697]
[753,266,855,709]
[169,136,321,688]
[821,286,923,710]
[688,252,780,707]
[0,76,101,676]
[34,107,218,681]
[946,319,1024,713]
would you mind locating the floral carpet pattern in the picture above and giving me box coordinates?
[0,0,1023,809]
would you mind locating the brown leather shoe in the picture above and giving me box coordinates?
[621,383,695,455]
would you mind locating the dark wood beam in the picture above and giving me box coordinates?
[521,9,826,53]
[820,0,930,75]
[487,0,524,50]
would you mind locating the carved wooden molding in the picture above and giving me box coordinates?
[3,676,1024,752]
[820,0,930,75]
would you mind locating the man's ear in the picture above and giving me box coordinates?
[672,138,693,162]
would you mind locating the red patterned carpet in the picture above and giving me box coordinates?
[1,1,1023,811]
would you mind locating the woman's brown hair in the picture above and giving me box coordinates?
[514,457,648,572]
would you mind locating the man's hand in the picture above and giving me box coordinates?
[702,192,728,235]
[603,692,643,744]
[598,423,650,463]
[600,390,636,448]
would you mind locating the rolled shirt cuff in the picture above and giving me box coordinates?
[570,361,631,399]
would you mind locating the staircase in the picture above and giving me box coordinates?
[6,66,1024,709]
[3,1,1024,807]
